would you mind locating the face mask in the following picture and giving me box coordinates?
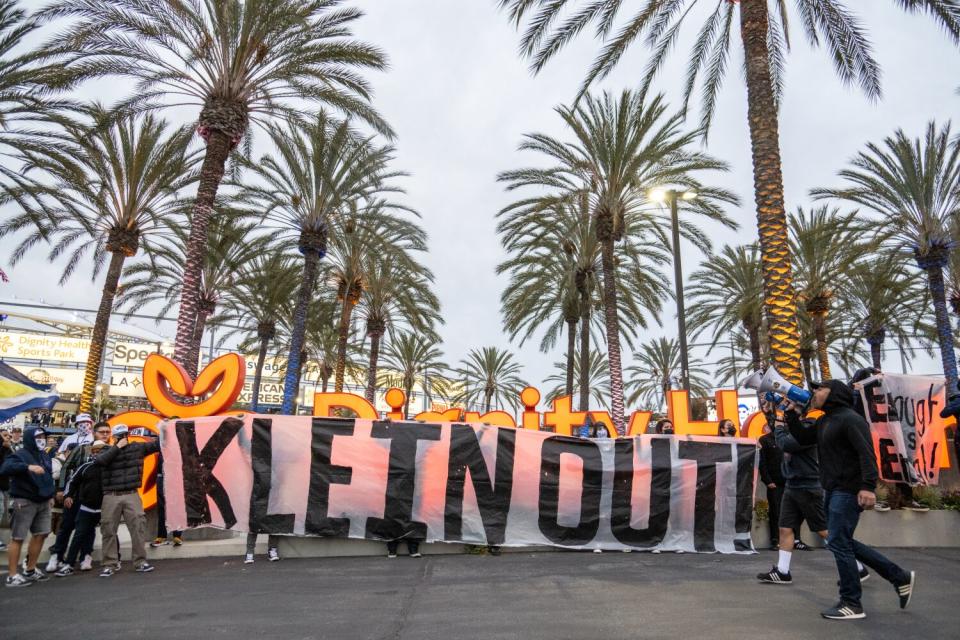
[35,438,47,449]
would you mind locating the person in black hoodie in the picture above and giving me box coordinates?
[55,439,108,576]
[0,425,56,587]
[786,380,915,620]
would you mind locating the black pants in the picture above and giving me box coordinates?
[387,540,421,555]
[155,476,182,539]
[767,485,783,545]
[64,509,100,566]
[50,499,80,556]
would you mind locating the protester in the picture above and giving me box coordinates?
[244,533,281,563]
[653,419,674,435]
[757,417,785,550]
[47,421,112,572]
[0,430,14,547]
[58,413,94,454]
[10,425,23,450]
[0,425,56,587]
[95,423,159,577]
[150,447,183,548]
[55,440,108,576]
[786,380,915,620]
[717,419,737,437]
[387,537,422,558]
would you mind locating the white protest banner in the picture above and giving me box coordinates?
[857,373,948,485]
[160,415,757,553]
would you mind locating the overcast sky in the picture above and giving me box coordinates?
[3,1,958,396]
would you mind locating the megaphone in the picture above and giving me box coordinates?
[743,370,763,391]
[758,367,811,406]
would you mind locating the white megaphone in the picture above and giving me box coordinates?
[742,370,764,391]
[758,367,812,406]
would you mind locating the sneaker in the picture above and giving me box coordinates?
[267,548,280,562]
[489,546,502,556]
[5,574,32,588]
[410,552,422,558]
[55,565,74,577]
[621,549,632,553]
[45,554,59,573]
[244,553,255,564]
[905,501,929,512]
[150,537,170,547]
[99,567,115,578]
[0,540,6,552]
[837,567,870,585]
[80,555,93,571]
[894,571,915,609]
[593,549,603,554]
[874,501,891,512]
[793,540,811,551]
[821,601,865,620]
[387,552,398,559]
[172,536,183,547]
[23,568,49,583]
[757,566,792,584]
[135,563,155,573]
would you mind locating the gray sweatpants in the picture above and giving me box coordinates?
[100,491,147,568]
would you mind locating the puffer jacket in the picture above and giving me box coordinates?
[96,439,160,492]
[65,458,104,510]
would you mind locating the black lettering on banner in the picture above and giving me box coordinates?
[863,379,887,422]
[677,441,732,552]
[175,417,243,528]
[444,424,516,545]
[537,436,602,546]
[305,418,355,536]
[877,438,904,481]
[734,444,756,550]
[610,437,670,547]
[365,422,441,541]
[248,418,294,534]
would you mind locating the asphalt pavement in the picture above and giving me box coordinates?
[2,547,955,640]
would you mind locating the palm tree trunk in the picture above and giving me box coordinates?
[334,299,355,393]
[924,261,959,393]
[250,334,270,413]
[800,349,814,388]
[189,305,212,377]
[366,330,382,403]
[79,250,126,413]
[484,389,492,414]
[746,323,762,372]
[811,311,832,379]
[321,373,330,394]
[565,318,576,397]
[173,130,232,377]
[579,306,591,412]
[867,330,884,371]
[404,381,413,419]
[281,251,321,414]
[739,0,802,385]
[599,238,625,433]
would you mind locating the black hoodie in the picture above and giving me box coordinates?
[787,380,878,494]
[0,425,56,501]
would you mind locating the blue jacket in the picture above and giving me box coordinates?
[0,425,56,501]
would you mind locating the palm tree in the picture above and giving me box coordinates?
[788,205,864,379]
[0,107,196,412]
[357,259,441,404]
[118,211,267,372]
[836,255,923,370]
[498,90,737,431]
[378,332,449,419]
[813,121,960,395]
[451,347,526,414]
[218,252,300,412]
[687,244,765,372]
[242,114,407,413]
[499,0,960,387]
[41,0,394,372]
[300,297,343,396]
[544,349,610,410]
[625,337,711,411]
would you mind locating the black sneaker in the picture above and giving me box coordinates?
[757,566,792,584]
[821,601,865,620]
[54,565,75,577]
[99,567,115,578]
[135,563,155,573]
[793,540,811,551]
[894,571,915,609]
[837,566,870,585]
[23,568,49,583]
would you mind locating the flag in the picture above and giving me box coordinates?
[0,361,60,420]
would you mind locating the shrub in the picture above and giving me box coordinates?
[754,499,769,522]
[912,485,943,510]
[940,489,960,512]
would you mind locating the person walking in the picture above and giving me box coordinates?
[757,418,785,550]
[786,380,915,620]
[95,423,159,577]
[55,440,108,576]
[0,426,56,587]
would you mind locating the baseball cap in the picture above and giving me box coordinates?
[111,424,129,437]
[75,413,93,424]
[91,440,108,449]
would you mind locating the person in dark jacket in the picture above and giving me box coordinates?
[0,425,56,587]
[757,418,786,549]
[95,423,159,577]
[55,439,108,576]
[787,380,915,620]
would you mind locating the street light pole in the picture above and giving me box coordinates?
[668,190,691,391]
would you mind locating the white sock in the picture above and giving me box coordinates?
[778,550,792,574]
[856,560,864,572]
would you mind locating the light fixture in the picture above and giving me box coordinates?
[681,190,698,201]
[649,188,667,203]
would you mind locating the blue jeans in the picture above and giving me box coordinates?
[825,490,909,607]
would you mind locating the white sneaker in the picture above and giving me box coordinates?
[45,554,59,573]
[80,555,93,571]
[244,553,254,564]
[267,548,280,562]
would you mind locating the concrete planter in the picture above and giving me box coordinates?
[751,509,960,549]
